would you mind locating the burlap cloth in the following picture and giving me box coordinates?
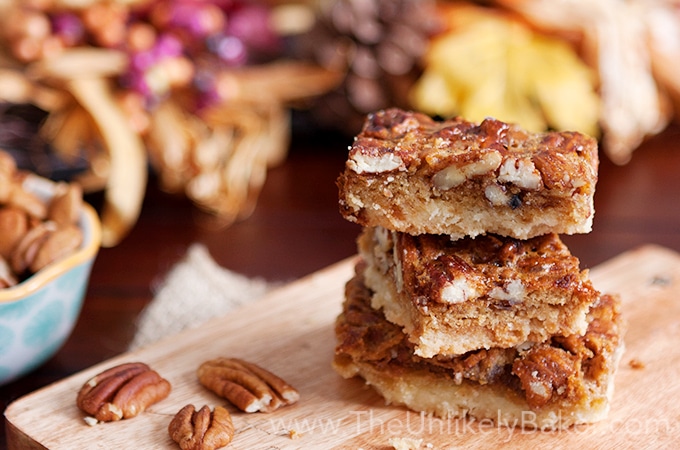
[129,244,274,350]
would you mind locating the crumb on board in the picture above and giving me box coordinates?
[288,429,302,439]
[83,417,98,427]
[628,358,645,369]
[389,436,424,450]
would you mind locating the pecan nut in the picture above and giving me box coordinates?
[6,182,47,220]
[0,207,28,259]
[169,405,234,450]
[0,256,17,288]
[30,224,83,273]
[76,362,172,423]
[197,358,300,413]
[48,183,83,226]
[10,221,56,275]
[0,149,86,288]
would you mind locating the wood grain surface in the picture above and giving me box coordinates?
[6,245,680,449]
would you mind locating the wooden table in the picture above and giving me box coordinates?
[2,121,680,448]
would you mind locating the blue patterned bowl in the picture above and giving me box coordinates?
[0,178,101,386]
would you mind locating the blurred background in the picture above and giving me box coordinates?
[0,0,678,248]
[2,2,680,446]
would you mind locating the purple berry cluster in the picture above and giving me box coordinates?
[2,1,283,108]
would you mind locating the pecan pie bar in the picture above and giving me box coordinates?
[333,268,624,429]
[358,227,599,357]
[338,108,598,240]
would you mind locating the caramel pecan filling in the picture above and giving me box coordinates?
[336,272,621,410]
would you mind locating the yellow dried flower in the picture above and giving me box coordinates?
[411,4,600,138]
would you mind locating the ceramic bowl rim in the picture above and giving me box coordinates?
[0,202,101,303]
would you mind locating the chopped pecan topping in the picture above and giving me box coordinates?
[197,357,299,413]
[347,108,598,195]
[511,345,579,408]
[168,405,234,450]
[76,362,171,423]
[395,231,595,309]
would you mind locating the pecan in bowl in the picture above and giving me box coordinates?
[0,149,101,386]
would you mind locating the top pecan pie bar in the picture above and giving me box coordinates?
[338,108,599,240]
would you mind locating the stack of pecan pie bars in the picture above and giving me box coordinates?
[333,109,624,429]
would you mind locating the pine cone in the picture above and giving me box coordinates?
[302,0,441,134]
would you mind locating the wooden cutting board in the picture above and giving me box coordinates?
[6,245,680,449]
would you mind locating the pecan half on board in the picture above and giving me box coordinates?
[197,358,299,413]
[169,405,234,450]
[76,362,171,423]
